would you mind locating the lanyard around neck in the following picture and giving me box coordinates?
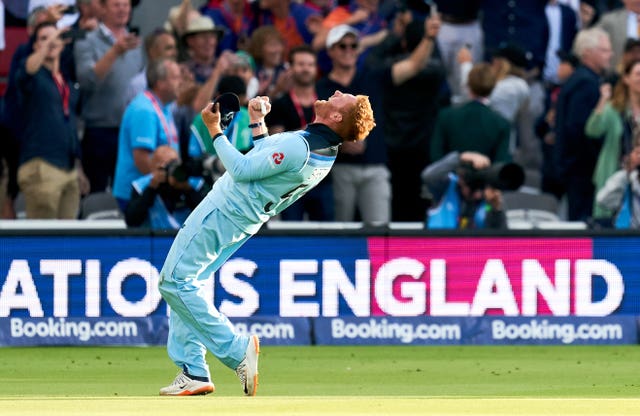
[144,91,178,147]
[289,89,316,128]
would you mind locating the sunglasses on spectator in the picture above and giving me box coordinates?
[337,43,358,50]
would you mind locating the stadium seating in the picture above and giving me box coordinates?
[78,192,124,220]
[13,192,26,219]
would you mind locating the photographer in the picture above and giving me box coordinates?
[596,136,640,229]
[125,145,207,229]
[421,151,522,229]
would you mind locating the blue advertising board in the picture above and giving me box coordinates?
[1,233,639,345]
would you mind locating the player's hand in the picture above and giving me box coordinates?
[248,96,271,122]
[202,102,223,137]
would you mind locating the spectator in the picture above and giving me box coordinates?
[433,0,483,104]
[28,0,76,28]
[16,21,88,218]
[200,0,254,52]
[61,0,102,83]
[251,0,321,57]
[536,49,580,199]
[597,0,640,70]
[247,25,290,99]
[615,36,640,75]
[228,50,259,99]
[311,0,389,73]
[585,58,640,219]
[481,0,548,76]
[0,5,59,218]
[181,15,234,116]
[367,14,447,222]
[74,0,144,193]
[554,27,612,221]
[75,0,100,32]
[596,133,640,227]
[319,16,443,224]
[266,45,334,221]
[125,28,178,105]
[189,74,253,187]
[163,0,201,61]
[580,0,601,28]
[422,151,508,229]
[431,63,511,164]
[482,1,549,174]
[125,145,207,229]
[112,58,183,213]
[181,14,224,85]
[543,0,579,87]
[489,42,534,166]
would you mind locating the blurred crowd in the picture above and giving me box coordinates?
[1,0,639,230]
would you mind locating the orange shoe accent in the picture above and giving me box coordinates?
[251,336,260,396]
[177,385,215,396]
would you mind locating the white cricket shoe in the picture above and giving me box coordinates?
[159,371,215,396]
[235,335,260,396]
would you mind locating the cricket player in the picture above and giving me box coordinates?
[158,91,376,396]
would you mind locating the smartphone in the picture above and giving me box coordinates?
[63,5,78,14]
[129,27,140,36]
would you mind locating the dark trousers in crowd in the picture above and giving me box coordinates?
[81,126,119,194]
[387,148,429,222]
[566,175,594,222]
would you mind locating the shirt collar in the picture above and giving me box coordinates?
[304,123,342,151]
[98,22,115,41]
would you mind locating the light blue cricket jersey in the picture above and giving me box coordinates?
[207,123,341,234]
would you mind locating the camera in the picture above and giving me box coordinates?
[163,160,187,182]
[458,161,525,192]
[164,156,221,184]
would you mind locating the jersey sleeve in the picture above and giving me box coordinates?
[213,132,308,182]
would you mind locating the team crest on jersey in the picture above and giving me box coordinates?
[272,152,284,165]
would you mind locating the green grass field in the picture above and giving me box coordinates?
[1,345,639,415]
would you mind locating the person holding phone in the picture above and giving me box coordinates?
[15,21,87,218]
[74,0,144,194]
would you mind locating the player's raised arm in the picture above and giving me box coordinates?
[201,102,304,182]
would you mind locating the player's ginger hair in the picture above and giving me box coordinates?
[341,95,376,142]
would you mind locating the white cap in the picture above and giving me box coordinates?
[325,24,359,49]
